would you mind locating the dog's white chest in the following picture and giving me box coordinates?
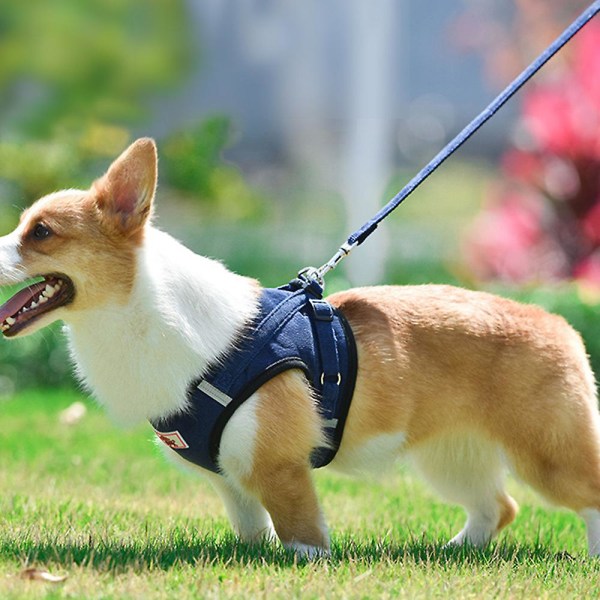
[66,309,194,425]
[65,228,258,426]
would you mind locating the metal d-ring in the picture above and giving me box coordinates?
[320,372,341,385]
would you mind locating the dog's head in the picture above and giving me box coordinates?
[0,138,157,337]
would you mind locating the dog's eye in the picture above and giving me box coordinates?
[32,223,52,240]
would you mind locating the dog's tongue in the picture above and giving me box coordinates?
[0,281,47,322]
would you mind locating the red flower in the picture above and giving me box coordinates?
[522,22,600,160]
[574,253,600,288]
[575,21,600,108]
[466,20,600,288]
[582,199,600,244]
[466,190,568,283]
[502,149,543,183]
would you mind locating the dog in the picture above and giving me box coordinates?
[1,138,600,558]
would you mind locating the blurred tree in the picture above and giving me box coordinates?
[0,1,267,391]
[452,0,590,87]
[162,118,266,221]
[0,0,192,216]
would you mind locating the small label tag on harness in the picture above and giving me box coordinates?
[154,429,189,450]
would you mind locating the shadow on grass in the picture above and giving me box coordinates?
[0,529,586,572]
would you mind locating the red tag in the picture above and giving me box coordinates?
[154,429,189,450]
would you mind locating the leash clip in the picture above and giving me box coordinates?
[297,241,356,293]
[318,242,355,280]
[297,266,324,288]
[296,266,325,297]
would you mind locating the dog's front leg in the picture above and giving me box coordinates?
[247,461,330,558]
[219,370,329,558]
[204,472,275,543]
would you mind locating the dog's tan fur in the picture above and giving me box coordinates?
[2,138,600,557]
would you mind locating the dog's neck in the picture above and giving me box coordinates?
[65,227,259,426]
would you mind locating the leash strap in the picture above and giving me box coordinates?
[305,1,600,286]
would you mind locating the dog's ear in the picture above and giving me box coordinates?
[93,138,158,235]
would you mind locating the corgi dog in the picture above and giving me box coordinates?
[1,138,600,558]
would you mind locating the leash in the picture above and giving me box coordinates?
[299,0,600,289]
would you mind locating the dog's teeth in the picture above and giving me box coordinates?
[21,307,28,313]
[5,317,16,325]
[44,284,57,298]
[30,301,38,309]
[39,295,48,304]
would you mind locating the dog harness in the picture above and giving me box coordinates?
[150,278,357,473]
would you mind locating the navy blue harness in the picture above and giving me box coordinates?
[150,279,357,473]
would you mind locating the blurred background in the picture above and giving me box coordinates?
[0,0,599,393]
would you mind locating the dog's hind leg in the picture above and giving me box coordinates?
[489,362,600,557]
[446,491,518,548]
[506,445,600,557]
[409,434,517,547]
[502,413,600,557]
[580,509,600,556]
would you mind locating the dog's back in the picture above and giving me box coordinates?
[330,284,596,461]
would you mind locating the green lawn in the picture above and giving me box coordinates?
[1,389,600,599]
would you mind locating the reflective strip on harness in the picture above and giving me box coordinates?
[196,379,232,407]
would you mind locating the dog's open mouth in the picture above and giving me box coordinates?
[0,275,75,337]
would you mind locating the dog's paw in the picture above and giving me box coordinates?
[284,541,330,560]
[444,527,492,549]
[238,524,277,544]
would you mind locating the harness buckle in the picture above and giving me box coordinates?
[309,298,334,322]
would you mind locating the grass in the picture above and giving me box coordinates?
[1,390,600,599]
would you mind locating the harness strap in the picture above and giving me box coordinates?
[204,288,309,393]
[196,379,232,407]
[309,298,341,425]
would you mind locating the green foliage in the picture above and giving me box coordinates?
[0,1,190,132]
[0,0,192,210]
[0,324,71,396]
[162,118,266,220]
[162,117,231,197]
[0,0,267,233]
[0,0,192,129]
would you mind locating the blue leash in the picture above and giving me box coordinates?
[301,0,600,286]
